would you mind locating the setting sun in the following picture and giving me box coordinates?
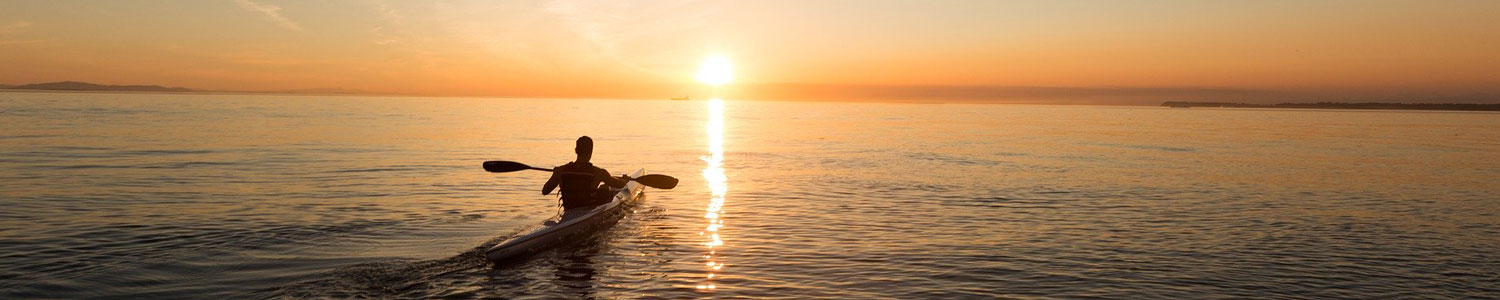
[696,55,733,86]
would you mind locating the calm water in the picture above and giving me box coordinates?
[1,92,1498,299]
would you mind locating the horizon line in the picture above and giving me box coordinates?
[5,80,1498,105]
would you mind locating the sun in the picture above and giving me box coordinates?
[695,55,733,86]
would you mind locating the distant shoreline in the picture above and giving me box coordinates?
[0,88,385,98]
[0,81,372,96]
[1161,101,1500,112]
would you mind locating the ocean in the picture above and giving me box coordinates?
[1,92,1497,299]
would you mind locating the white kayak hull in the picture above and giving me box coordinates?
[485,168,646,262]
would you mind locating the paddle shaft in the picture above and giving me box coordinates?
[483,160,678,189]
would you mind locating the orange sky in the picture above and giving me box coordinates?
[2,1,1498,103]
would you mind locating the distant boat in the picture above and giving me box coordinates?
[670,96,691,101]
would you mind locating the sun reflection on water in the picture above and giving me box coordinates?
[697,98,727,291]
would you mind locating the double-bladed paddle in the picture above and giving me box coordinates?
[482,160,679,189]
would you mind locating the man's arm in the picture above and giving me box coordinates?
[595,167,627,188]
[542,172,561,195]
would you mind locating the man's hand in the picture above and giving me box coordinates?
[599,170,628,188]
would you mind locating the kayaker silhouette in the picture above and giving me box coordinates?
[543,136,629,209]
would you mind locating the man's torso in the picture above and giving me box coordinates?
[555,162,610,208]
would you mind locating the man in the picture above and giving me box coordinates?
[543,136,629,209]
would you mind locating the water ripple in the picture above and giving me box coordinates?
[0,93,1496,299]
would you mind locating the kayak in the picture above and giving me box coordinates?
[484,168,646,262]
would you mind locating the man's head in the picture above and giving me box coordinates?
[575,136,593,162]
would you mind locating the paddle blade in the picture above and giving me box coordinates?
[632,174,679,189]
[482,161,532,173]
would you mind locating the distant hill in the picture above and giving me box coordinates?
[1,81,378,95]
[7,81,194,92]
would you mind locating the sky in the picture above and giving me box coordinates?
[2,0,1498,104]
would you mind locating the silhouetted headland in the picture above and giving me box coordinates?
[2,81,368,95]
[1162,101,1500,111]
[8,81,193,92]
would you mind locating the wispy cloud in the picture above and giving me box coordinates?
[235,0,302,31]
[0,20,32,34]
[539,0,719,76]
[0,40,44,46]
[369,1,403,45]
[0,20,41,45]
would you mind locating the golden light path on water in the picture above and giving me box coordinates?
[697,98,727,291]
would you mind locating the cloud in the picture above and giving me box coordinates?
[0,20,40,44]
[538,0,720,76]
[0,20,32,34]
[369,1,403,45]
[0,39,44,46]
[235,0,303,31]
